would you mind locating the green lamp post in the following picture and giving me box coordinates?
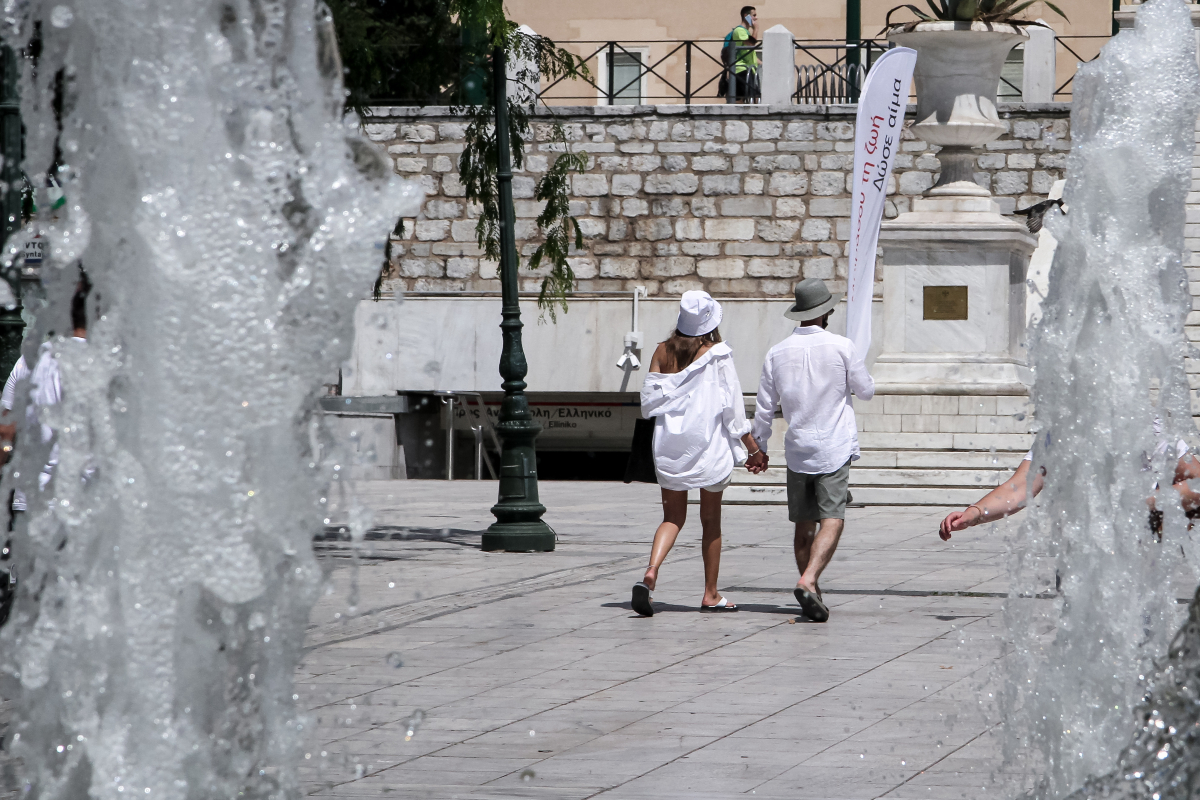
[0,45,24,379]
[481,44,555,553]
[846,0,862,102]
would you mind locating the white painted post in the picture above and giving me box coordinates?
[761,24,796,106]
[508,24,539,105]
[1022,21,1056,103]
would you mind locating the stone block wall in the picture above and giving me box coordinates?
[1185,111,1200,414]
[367,103,1071,298]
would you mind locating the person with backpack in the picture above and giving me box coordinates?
[720,6,760,103]
[630,291,767,617]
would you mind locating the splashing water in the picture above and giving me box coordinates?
[402,709,425,742]
[0,2,420,799]
[1000,1,1200,796]
[1069,581,1200,799]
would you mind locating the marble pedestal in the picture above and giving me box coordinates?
[874,195,1037,396]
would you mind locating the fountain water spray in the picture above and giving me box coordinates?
[1000,1,1200,796]
[0,1,419,798]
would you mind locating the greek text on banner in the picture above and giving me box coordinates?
[844,47,917,362]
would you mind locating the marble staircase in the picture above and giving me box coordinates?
[721,394,1033,506]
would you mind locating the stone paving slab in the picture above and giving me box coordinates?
[297,480,1060,799]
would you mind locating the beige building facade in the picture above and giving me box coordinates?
[507,0,1112,105]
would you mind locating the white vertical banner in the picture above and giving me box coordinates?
[845,47,917,361]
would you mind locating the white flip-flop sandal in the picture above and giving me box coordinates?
[700,596,738,613]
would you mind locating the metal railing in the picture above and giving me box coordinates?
[792,39,889,104]
[1052,35,1109,100]
[436,390,500,481]
[381,33,1114,108]
[539,39,732,105]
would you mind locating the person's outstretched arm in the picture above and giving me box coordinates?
[939,460,1044,540]
[1161,453,1200,514]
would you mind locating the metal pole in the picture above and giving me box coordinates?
[725,46,737,104]
[846,0,861,102]
[474,426,484,480]
[444,396,455,481]
[607,42,616,105]
[482,45,554,553]
[685,42,692,105]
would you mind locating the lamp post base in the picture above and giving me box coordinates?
[482,519,555,552]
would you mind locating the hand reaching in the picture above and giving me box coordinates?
[938,508,979,541]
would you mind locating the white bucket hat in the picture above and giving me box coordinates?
[676,290,722,336]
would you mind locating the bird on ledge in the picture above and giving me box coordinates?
[1015,197,1065,234]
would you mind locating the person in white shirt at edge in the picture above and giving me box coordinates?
[751,279,873,623]
[0,270,90,625]
[631,291,767,617]
[0,270,91,499]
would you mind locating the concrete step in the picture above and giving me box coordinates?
[858,431,1033,451]
[855,449,1027,469]
[720,484,984,506]
[730,467,1010,488]
[760,450,1027,467]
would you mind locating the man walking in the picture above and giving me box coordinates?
[748,279,874,622]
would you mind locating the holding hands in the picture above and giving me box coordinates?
[740,433,769,474]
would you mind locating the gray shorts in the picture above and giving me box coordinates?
[787,459,852,522]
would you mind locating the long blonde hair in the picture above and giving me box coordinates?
[659,327,722,374]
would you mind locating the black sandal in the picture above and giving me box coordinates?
[632,582,654,617]
[794,587,829,622]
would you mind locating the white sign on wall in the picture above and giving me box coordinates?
[452,401,642,440]
[844,47,917,360]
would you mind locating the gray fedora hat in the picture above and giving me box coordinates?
[784,278,842,322]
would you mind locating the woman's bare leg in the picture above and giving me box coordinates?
[644,488,688,590]
[699,489,726,606]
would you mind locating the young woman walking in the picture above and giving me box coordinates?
[631,291,767,616]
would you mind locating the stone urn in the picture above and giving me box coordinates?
[889,21,1027,197]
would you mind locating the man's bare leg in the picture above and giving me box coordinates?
[795,518,844,593]
[794,520,815,576]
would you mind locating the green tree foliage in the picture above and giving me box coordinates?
[331,0,590,317]
[453,26,590,318]
[326,0,464,111]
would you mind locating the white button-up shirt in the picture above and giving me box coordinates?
[642,342,752,491]
[752,326,874,475]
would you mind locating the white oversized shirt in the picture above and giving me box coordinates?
[752,326,875,475]
[641,342,752,491]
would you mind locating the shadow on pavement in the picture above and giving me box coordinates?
[315,525,484,547]
[602,601,804,617]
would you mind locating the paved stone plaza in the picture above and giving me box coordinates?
[301,481,1053,799]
